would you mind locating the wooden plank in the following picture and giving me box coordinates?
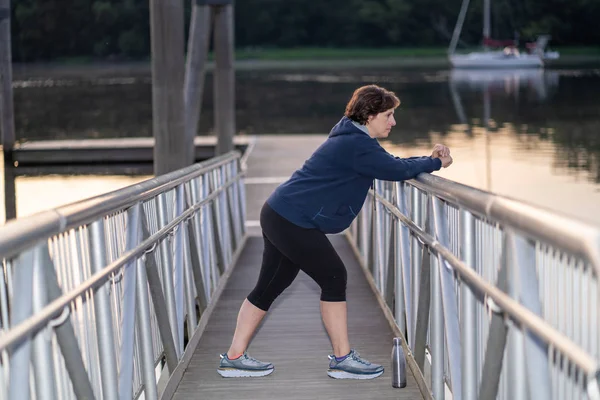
[171,235,423,399]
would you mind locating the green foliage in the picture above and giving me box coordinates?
[9,0,600,62]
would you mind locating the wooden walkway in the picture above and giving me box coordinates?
[169,135,424,399]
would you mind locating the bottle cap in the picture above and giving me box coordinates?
[393,337,401,346]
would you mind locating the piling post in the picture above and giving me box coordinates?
[212,3,235,155]
[150,0,189,175]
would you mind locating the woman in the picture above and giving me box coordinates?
[217,84,453,379]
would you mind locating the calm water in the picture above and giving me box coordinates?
[4,66,600,224]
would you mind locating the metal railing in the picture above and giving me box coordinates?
[0,151,246,400]
[347,175,600,400]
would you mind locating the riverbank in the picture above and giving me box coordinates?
[12,46,600,78]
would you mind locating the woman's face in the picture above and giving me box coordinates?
[366,108,397,138]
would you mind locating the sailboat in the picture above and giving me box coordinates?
[448,0,559,69]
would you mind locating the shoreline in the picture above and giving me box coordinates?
[12,54,600,79]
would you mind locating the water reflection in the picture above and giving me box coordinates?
[381,68,600,225]
[443,68,598,187]
[0,152,149,223]
[8,65,600,225]
[383,127,600,225]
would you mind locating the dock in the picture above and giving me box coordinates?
[168,135,424,399]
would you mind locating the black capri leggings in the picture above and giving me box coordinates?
[247,203,348,311]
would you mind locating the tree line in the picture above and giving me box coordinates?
[11,0,600,62]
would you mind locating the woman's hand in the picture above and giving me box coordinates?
[431,144,450,158]
[431,144,453,168]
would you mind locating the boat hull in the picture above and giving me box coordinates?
[450,52,544,69]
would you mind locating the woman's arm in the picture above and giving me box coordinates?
[353,140,442,181]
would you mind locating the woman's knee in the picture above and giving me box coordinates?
[246,292,272,312]
[319,266,347,302]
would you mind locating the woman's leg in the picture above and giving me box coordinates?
[227,299,267,358]
[259,206,350,358]
[320,301,350,357]
[251,204,381,379]
[226,232,300,357]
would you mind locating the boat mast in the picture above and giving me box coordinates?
[448,0,471,55]
[483,0,491,50]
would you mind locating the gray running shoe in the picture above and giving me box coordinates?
[217,353,274,378]
[327,349,384,379]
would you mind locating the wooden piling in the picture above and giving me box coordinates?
[150,0,189,175]
[0,0,15,153]
[0,0,15,221]
[2,155,15,221]
[184,4,212,164]
[213,5,235,155]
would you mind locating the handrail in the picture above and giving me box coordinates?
[376,191,599,376]
[348,173,600,400]
[0,176,238,353]
[413,173,600,274]
[0,151,247,400]
[0,151,241,260]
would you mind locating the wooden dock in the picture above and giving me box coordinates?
[11,136,250,166]
[167,135,425,399]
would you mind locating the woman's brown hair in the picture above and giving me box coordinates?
[344,85,400,124]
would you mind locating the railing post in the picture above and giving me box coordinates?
[31,245,57,400]
[226,162,241,249]
[156,193,181,356]
[410,185,423,349]
[510,232,552,400]
[414,244,431,371]
[209,171,226,274]
[431,197,462,399]
[118,204,141,400]
[460,210,478,400]
[140,210,179,373]
[236,158,247,237]
[188,178,211,298]
[39,244,95,400]
[10,250,34,400]
[507,232,527,400]
[385,217,396,309]
[359,194,370,264]
[374,182,385,291]
[185,181,210,308]
[219,166,233,265]
[396,182,415,344]
[395,182,410,335]
[89,219,119,400]
[479,234,510,400]
[186,221,209,311]
[431,256,445,400]
[429,199,445,400]
[174,185,186,351]
[136,255,158,400]
[202,176,219,294]
[182,219,198,337]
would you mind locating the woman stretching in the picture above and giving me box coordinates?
[217,84,453,380]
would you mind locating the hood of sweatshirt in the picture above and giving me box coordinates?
[328,116,370,138]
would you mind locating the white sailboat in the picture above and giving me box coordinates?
[448,0,558,69]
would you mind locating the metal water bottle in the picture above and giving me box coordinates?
[392,337,407,388]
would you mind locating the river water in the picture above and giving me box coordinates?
[3,65,600,225]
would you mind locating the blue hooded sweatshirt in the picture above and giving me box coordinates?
[266,116,442,234]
